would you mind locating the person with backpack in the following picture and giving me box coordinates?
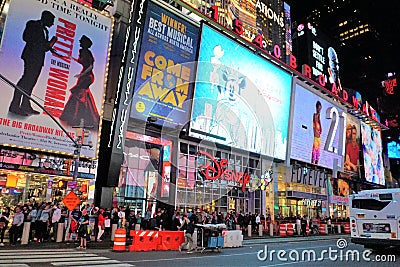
[178,214,195,253]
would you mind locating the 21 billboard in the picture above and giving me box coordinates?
[290,83,344,169]
[0,0,113,159]
[130,1,199,128]
[189,24,292,160]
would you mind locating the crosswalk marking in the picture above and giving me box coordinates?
[0,249,134,267]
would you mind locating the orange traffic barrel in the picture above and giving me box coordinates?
[279,224,286,237]
[287,224,294,236]
[319,224,327,235]
[344,223,350,234]
[113,228,127,252]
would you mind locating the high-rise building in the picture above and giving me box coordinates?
[288,0,399,105]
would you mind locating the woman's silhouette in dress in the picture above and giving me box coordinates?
[60,35,99,128]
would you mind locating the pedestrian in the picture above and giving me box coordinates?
[36,204,50,242]
[51,204,61,241]
[0,207,11,246]
[9,206,24,246]
[178,214,195,253]
[97,208,105,242]
[77,208,90,249]
[301,215,307,236]
[67,205,82,242]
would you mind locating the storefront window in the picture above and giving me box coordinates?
[177,141,263,214]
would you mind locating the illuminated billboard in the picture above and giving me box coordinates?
[290,83,344,169]
[361,122,385,185]
[0,0,113,159]
[387,140,400,159]
[130,1,199,128]
[344,115,361,174]
[182,0,291,59]
[189,24,292,160]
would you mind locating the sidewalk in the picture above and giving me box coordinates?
[0,233,349,250]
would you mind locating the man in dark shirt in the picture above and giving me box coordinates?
[9,10,56,116]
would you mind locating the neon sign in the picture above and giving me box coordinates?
[197,150,250,192]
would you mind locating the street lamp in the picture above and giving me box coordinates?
[72,119,93,191]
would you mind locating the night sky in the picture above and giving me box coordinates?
[286,0,400,103]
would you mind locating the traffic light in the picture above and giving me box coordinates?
[63,159,72,175]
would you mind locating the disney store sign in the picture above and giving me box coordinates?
[197,150,250,192]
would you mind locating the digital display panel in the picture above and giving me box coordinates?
[130,1,199,128]
[387,140,400,159]
[189,24,292,160]
[344,115,361,174]
[290,83,343,169]
[361,122,385,185]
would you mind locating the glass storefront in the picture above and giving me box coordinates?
[177,141,263,215]
[0,170,91,209]
[116,132,173,216]
[277,164,328,219]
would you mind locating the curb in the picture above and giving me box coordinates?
[243,234,349,245]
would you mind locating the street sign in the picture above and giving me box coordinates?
[67,181,77,189]
[63,191,81,211]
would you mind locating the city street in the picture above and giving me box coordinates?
[0,237,398,267]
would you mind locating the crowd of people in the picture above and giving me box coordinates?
[0,203,350,248]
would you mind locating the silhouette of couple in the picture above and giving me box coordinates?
[10,10,99,128]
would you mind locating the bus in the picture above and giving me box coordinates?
[349,188,400,249]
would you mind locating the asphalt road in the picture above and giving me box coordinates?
[1,237,398,267]
[104,237,399,267]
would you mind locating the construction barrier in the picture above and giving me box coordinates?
[287,224,294,236]
[336,224,342,234]
[319,224,327,235]
[133,230,160,251]
[305,224,310,236]
[279,224,286,237]
[222,230,243,248]
[113,228,127,252]
[157,231,184,251]
[344,223,350,234]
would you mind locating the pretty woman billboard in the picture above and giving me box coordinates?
[0,0,113,159]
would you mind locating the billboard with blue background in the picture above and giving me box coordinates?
[130,1,199,128]
[189,24,292,160]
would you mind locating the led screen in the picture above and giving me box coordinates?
[360,122,385,185]
[387,140,400,159]
[130,2,199,128]
[189,24,292,159]
[344,115,361,173]
[290,83,343,169]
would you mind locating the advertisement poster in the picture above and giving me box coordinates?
[0,0,112,158]
[131,1,199,128]
[343,115,361,174]
[190,24,292,160]
[360,122,385,185]
[290,83,343,169]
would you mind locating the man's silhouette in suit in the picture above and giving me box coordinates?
[9,10,56,116]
